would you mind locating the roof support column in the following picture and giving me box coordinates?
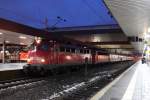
[2,40,6,63]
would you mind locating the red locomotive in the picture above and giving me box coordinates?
[19,51,28,61]
[23,38,134,75]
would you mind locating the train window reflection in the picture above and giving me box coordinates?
[37,44,49,51]
[60,47,65,52]
[41,44,49,51]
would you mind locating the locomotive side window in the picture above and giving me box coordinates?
[36,44,49,51]
[80,49,84,54]
[84,50,86,54]
[71,48,75,53]
[60,47,65,52]
[86,50,89,54]
[54,47,59,52]
[76,49,80,54]
[40,44,49,51]
[66,48,71,52]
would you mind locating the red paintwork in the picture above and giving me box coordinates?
[27,41,92,65]
[27,41,135,66]
[27,49,92,65]
[19,52,28,61]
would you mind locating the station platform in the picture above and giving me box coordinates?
[0,63,26,71]
[91,61,150,100]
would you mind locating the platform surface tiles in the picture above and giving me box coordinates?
[91,61,150,100]
[0,63,26,71]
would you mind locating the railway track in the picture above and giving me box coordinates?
[0,77,47,99]
[0,61,134,100]
[62,79,110,100]
[0,77,45,89]
[63,71,125,100]
[49,64,130,100]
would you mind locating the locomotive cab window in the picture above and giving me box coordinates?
[37,43,49,51]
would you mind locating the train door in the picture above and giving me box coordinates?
[53,43,59,64]
[91,50,96,64]
[49,41,58,64]
[49,41,54,64]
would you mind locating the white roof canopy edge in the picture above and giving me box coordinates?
[104,0,148,53]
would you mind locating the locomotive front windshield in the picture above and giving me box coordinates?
[36,41,55,51]
[37,43,49,51]
[28,40,55,51]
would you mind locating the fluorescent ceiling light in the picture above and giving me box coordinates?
[148,28,150,33]
[20,43,25,45]
[146,34,150,38]
[5,41,10,43]
[19,36,27,39]
[143,32,147,35]
[0,32,3,35]
[93,36,100,42]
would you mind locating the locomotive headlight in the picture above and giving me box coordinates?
[66,55,71,60]
[27,57,33,63]
[27,58,31,63]
[41,58,45,63]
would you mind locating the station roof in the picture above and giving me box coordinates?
[0,0,135,55]
[104,0,146,54]
[0,0,116,29]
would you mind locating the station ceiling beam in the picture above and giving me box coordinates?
[49,25,123,34]
[86,41,134,51]
[0,43,26,47]
[85,41,130,45]
[0,18,123,36]
[0,18,47,37]
[0,18,96,48]
[0,18,76,43]
[104,48,134,50]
